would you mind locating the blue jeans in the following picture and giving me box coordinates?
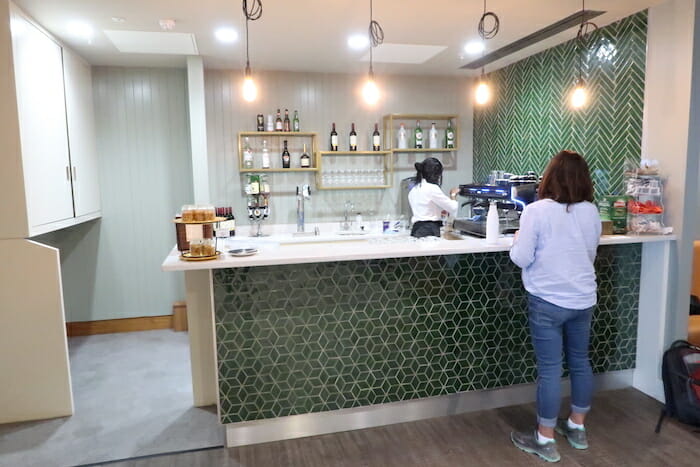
[528,293,594,428]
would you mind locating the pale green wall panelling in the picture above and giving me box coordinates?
[205,71,474,226]
[474,12,647,199]
[35,68,193,322]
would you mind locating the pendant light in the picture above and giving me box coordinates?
[570,0,598,109]
[474,0,500,106]
[362,0,384,106]
[241,0,262,102]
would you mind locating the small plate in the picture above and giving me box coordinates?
[229,248,259,257]
[180,251,221,261]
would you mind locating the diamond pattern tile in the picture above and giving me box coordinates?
[473,12,647,199]
[213,244,641,424]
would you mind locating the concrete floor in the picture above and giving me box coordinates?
[0,330,224,467]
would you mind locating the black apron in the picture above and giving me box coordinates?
[411,220,442,238]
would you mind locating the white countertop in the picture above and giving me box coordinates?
[161,224,676,272]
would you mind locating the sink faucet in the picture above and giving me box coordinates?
[296,185,311,232]
[342,200,354,231]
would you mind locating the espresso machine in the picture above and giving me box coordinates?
[453,172,538,238]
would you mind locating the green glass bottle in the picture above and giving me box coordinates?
[293,110,300,132]
[445,119,455,149]
[414,120,423,149]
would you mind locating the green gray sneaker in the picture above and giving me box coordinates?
[555,418,588,449]
[511,430,561,463]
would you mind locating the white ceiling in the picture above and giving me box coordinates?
[13,0,665,76]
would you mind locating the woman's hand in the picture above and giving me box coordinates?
[449,187,460,200]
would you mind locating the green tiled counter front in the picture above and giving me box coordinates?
[213,244,641,424]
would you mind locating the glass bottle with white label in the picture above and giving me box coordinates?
[372,123,381,151]
[349,123,358,151]
[243,137,253,169]
[300,144,311,168]
[414,121,423,149]
[397,123,408,149]
[261,140,271,169]
[445,119,455,148]
[429,123,438,149]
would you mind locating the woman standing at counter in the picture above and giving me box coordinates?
[408,158,460,238]
[509,151,601,463]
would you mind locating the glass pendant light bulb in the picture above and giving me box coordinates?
[570,79,587,109]
[475,80,491,105]
[363,77,380,105]
[242,71,257,102]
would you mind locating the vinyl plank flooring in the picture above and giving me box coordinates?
[104,388,699,467]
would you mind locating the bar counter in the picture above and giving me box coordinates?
[162,228,675,447]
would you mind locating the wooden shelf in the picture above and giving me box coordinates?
[383,114,458,121]
[319,150,391,155]
[317,185,391,191]
[239,131,317,137]
[391,148,458,153]
[239,168,318,173]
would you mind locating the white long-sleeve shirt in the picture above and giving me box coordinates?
[509,199,601,309]
[408,181,458,224]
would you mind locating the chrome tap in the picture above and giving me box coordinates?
[342,200,354,231]
[296,184,311,232]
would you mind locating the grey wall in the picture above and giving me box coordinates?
[35,67,193,322]
[205,70,474,227]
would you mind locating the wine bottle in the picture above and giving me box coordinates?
[283,109,291,132]
[414,121,423,149]
[227,207,236,237]
[243,137,253,169]
[372,123,381,151]
[256,114,264,131]
[275,109,283,131]
[282,140,291,168]
[429,123,438,149]
[330,122,339,151]
[349,123,358,151]
[300,143,311,168]
[397,123,408,149]
[293,110,300,132]
[445,119,455,148]
[261,140,270,169]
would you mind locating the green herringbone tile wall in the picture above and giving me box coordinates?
[214,245,640,424]
[474,11,647,198]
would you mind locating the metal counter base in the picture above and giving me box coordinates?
[225,370,633,447]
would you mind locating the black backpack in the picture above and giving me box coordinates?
[655,340,700,433]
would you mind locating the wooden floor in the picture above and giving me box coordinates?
[102,388,699,467]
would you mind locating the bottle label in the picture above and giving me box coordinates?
[373,135,380,147]
[250,182,259,194]
[301,156,310,167]
[331,135,338,146]
[350,135,357,147]
[262,155,270,168]
[293,122,299,131]
[275,122,282,130]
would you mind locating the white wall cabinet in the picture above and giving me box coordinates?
[3,5,100,239]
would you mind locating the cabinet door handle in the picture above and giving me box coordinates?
[72,166,76,181]
[66,166,71,181]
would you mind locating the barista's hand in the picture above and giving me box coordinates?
[449,187,459,200]
[513,230,520,241]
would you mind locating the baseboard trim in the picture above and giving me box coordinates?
[66,315,174,337]
[225,369,634,447]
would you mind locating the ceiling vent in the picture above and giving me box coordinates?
[461,10,605,70]
[361,43,447,64]
[104,30,198,55]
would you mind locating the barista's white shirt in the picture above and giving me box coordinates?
[408,181,458,224]
[510,198,601,309]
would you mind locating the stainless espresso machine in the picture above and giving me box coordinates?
[453,172,538,238]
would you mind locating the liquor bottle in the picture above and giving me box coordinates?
[226,207,236,237]
[445,119,455,148]
[372,123,381,151]
[243,137,253,169]
[275,109,283,131]
[349,123,358,151]
[429,123,438,149]
[282,140,291,168]
[300,143,311,168]
[283,109,291,132]
[249,174,260,194]
[256,114,264,131]
[261,140,271,169]
[330,122,339,151]
[266,114,274,131]
[260,174,270,194]
[397,123,408,149]
[414,121,423,149]
[293,110,300,132]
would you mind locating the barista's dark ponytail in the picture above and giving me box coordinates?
[415,157,443,186]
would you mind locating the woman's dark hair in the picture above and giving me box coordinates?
[415,157,443,185]
[538,150,594,206]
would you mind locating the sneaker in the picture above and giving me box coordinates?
[555,418,588,450]
[511,430,561,463]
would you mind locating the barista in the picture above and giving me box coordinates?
[408,157,460,238]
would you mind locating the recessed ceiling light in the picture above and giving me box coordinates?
[215,27,238,44]
[347,34,369,50]
[111,17,126,23]
[67,21,93,40]
[464,41,485,55]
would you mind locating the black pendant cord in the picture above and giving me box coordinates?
[368,0,384,76]
[242,0,263,74]
[575,0,599,82]
[478,0,500,40]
